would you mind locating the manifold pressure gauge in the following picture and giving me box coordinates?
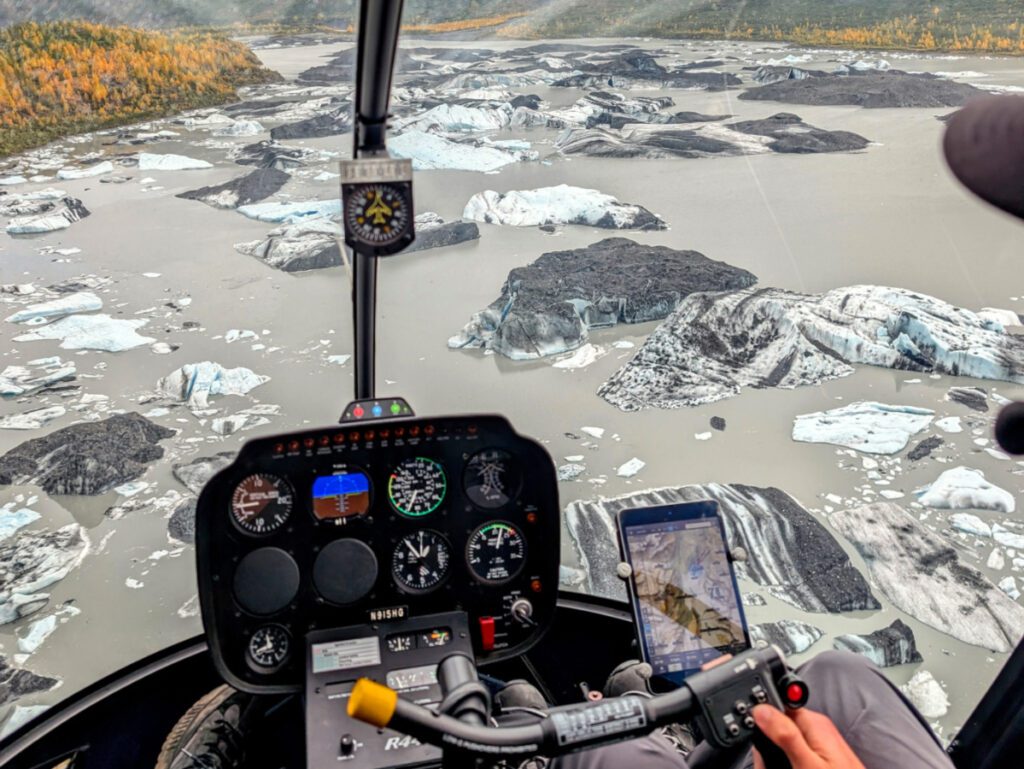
[340,157,416,256]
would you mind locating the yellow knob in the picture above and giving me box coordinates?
[347,678,398,727]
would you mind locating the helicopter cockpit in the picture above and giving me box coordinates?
[2,1,1024,768]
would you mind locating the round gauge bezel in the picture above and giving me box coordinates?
[465,520,528,585]
[229,473,295,536]
[463,447,523,511]
[344,183,411,246]
[246,623,291,673]
[391,529,453,594]
[387,457,448,518]
[310,463,374,525]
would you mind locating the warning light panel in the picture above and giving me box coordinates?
[339,398,415,424]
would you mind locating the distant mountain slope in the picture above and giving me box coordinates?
[0,1,535,29]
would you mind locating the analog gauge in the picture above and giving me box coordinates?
[248,625,290,669]
[464,449,521,510]
[466,522,527,584]
[392,530,451,593]
[388,458,446,517]
[231,474,293,535]
[344,183,411,246]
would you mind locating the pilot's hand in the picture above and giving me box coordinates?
[752,705,866,769]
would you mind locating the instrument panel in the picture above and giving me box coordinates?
[196,414,559,693]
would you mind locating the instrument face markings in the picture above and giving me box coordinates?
[231,474,293,535]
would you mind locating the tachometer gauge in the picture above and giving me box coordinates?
[388,458,446,517]
[248,625,290,669]
[464,449,521,510]
[466,522,526,584]
[392,530,451,593]
[231,474,293,535]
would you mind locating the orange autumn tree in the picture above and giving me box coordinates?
[0,20,280,156]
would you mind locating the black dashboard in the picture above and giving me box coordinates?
[195,414,560,694]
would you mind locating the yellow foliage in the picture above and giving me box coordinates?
[402,13,528,34]
[0,21,278,155]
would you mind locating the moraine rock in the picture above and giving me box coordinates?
[450,238,756,360]
[0,414,173,495]
[740,70,983,108]
[463,185,665,231]
[177,168,289,210]
[833,619,923,667]
[168,498,197,543]
[556,114,867,160]
[946,386,988,413]
[830,502,1024,652]
[564,483,878,612]
[233,140,310,171]
[270,106,352,141]
[173,452,236,494]
[750,620,824,655]
[792,402,934,455]
[599,285,1024,411]
[0,655,59,707]
[0,524,89,624]
[407,213,480,253]
[235,218,342,272]
[908,436,944,461]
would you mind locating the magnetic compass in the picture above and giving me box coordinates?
[340,158,416,256]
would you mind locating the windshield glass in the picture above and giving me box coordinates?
[1,0,1023,743]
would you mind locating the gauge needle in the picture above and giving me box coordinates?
[496,527,504,548]
[406,540,422,560]
[258,639,274,654]
[409,490,420,508]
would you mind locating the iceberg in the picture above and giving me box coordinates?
[0,406,66,430]
[978,307,1022,329]
[0,525,89,624]
[831,503,1024,652]
[0,705,51,740]
[389,130,536,172]
[5,292,103,324]
[565,483,877,612]
[213,119,265,137]
[17,614,57,654]
[0,505,41,541]
[137,153,213,171]
[918,466,1015,513]
[393,103,514,133]
[6,198,90,234]
[14,314,154,352]
[237,199,341,223]
[157,361,269,410]
[750,620,823,655]
[833,620,923,667]
[616,457,646,478]
[792,402,934,455]
[600,285,1024,411]
[463,185,665,230]
[172,452,237,494]
[950,512,992,537]
[0,175,27,186]
[56,161,113,180]
[900,671,949,719]
[0,358,76,397]
[235,218,342,272]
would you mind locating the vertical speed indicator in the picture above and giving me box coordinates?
[466,522,526,584]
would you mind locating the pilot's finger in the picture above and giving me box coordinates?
[752,705,820,768]
[700,654,733,672]
[752,748,767,769]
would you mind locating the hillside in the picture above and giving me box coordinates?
[0,21,280,156]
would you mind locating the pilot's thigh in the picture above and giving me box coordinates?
[552,734,690,769]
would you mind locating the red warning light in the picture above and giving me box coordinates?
[467,424,478,435]
[333,433,345,444]
[526,512,538,524]
[348,431,360,442]
[379,429,390,439]
[424,425,435,436]
[364,430,375,441]
[353,406,364,418]
[409,425,420,437]
[274,443,285,454]
[319,435,330,447]
[394,427,405,438]
[288,440,299,451]
[303,437,315,449]
[530,579,542,593]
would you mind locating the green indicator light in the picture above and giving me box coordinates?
[391,402,402,415]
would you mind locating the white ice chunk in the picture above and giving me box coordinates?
[978,308,1022,329]
[919,467,1015,513]
[792,401,933,454]
[464,185,662,229]
[999,575,1021,600]
[695,432,713,441]
[0,406,65,430]
[14,314,154,352]
[900,671,949,719]
[935,417,963,434]
[213,119,264,137]
[0,506,41,541]
[581,426,605,439]
[157,361,269,410]
[950,512,992,537]
[17,614,58,654]
[56,161,113,180]
[389,130,535,172]
[237,199,341,223]
[0,175,27,185]
[394,103,513,133]
[993,524,1024,550]
[5,292,102,324]
[114,481,150,497]
[616,457,646,478]
[553,343,606,369]
[137,153,213,171]
[125,578,144,589]
[0,705,51,740]
[225,329,259,343]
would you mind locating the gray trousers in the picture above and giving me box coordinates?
[554,651,955,769]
